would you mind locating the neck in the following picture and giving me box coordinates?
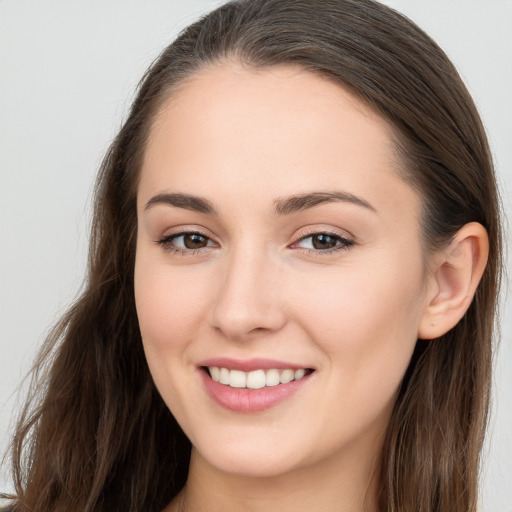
[167,440,382,512]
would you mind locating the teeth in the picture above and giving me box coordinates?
[229,370,246,388]
[207,366,310,388]
[247,370,266,389]
[210,366,220,382]
[295,369,306,380]
[279,369,294,384]
[265,369,280,387]
[219,367,230,385]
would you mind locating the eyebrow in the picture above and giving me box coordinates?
[273,191,377,215]
[144,193,216,214]
[144,190,377,215]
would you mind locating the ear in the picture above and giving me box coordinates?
[418,222,489,340]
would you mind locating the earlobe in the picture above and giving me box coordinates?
[418,222,489,340]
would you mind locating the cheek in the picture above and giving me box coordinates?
[288,263,425,447]
[295,256,425,383]
[134,252,208,355]
[134,251,210,413]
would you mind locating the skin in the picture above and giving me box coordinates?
[134,63,439,512]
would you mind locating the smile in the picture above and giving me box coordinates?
[207,366,311,389]
[200,362,315,413]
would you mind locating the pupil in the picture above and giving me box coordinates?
[313,234,337,250]
[184,234,207,249]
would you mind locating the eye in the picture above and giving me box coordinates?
[156,231,217,254]
[293,232,353,253]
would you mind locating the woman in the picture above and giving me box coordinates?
[2,0,503,511]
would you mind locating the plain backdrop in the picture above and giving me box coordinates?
[1,1,510,510]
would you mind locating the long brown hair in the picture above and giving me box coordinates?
[3,1,502,510]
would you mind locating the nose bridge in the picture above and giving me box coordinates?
[210,242,285,339]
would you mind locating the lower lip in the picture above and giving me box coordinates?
[200,369,312,413]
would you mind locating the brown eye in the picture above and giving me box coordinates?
[311,234,338,250]
[294,232,353,252]
[183,233,209,249]
[157,231,216,253]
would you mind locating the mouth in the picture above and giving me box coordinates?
[203,366,314,389]
[198,360,315,413]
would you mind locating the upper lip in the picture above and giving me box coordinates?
[198,357,313,372]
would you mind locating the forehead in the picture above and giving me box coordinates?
[146,63,394,165]
[139,62,419,222]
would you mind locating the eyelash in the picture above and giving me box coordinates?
[155,230,354,257]
[292,230,354,255]
[156,230,216,256]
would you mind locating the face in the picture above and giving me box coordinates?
[134,63,431,478]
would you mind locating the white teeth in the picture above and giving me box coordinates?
[210,366,220,382]
[208,366,310,388]
[295,369,306,380]
[229,370,247,388]
[265,369,280,387]
[247,370,266,389]
[219,367,230,385]
[279,369,295,384]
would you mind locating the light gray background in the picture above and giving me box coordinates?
[1,1,510,510]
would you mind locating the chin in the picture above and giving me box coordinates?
[193,435,310,478]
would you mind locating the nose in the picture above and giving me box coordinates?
[209,248,287,341]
